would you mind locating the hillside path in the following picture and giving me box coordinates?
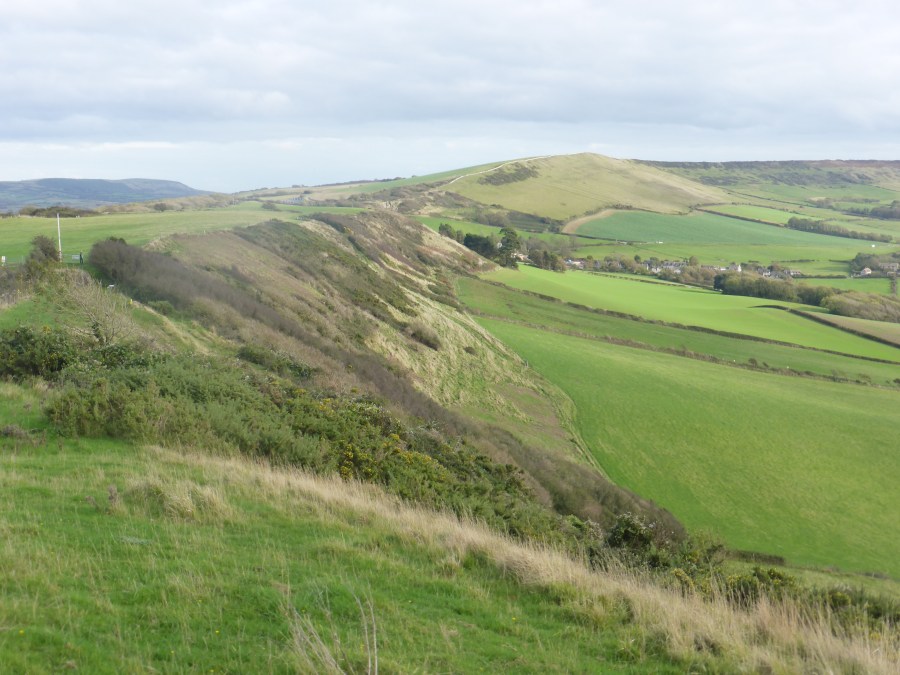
[562,209,616,234]
[444,155,553,186]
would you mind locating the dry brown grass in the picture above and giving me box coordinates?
[148,445,899,675]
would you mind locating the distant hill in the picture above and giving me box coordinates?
[0,177,209,211]
[442,153,730,220]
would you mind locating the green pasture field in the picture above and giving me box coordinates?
[458,278,900,386]
[0,203,366,262]
[0,433,678,673]
[701,204,796,224]
[572,239,897,275]
[482,266,900,361]
[571,210,877,248]
[475,318,900,577]
[816,277,895,295]
[705,204,899,240]
[0,205,280,262]
[726,182,900,208]
[798,312,900,346]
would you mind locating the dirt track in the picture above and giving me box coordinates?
[562,209,616,234]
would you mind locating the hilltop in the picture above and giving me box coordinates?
[0,177,209,211]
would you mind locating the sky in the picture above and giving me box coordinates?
[2,0,899,192]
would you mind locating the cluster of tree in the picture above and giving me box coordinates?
[592,254,649,275]
[660,264,718,287]
[714,271,837,305]
[845,200,900,220]
[822,291,900,323]
[437,221,466,243]
[785,217,892,243]
[529,249,566,271]
[849,251,900,274]
[438,224,523,267]
[18,205,97,218]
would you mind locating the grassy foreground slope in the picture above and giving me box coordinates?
[0,429,678,673]
[4,431,896,673]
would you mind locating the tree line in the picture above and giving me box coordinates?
[785,217,892,243]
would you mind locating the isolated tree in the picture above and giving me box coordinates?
[47,270,139,347]
[24,235,59,280]
[498,227,522,267]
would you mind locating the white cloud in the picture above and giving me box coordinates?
[1,1,899,188]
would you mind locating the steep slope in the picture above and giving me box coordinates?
[86,211,677,529]
[444,153,730,220]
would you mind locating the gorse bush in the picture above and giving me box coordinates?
[44,348,581,546]
[0,326,77,380]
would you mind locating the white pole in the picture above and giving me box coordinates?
[57,213,63,262]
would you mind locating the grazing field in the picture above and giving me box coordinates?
[573,210,861,246]
[483,266,900,360]
[0,202,366,262]
[797,312,900,346]
[700,204,798,224]
[475,318,900,577]
[728,182,900,209]
[815,277,896,295]
[571,240,895,274]
[458,278,900,386]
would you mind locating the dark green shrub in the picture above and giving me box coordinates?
[237,344,313,379]
[0,326,76,380]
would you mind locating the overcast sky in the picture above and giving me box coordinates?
[2,1,899,192]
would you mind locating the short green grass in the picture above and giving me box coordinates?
[458,278,900,386]
[475,318,900,577]
[482,266,900,361]
[0,205,287,261]
[0,431,681,673]
[574,210,866,246]
[571,239,898,275]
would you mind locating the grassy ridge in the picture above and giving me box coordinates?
[0,438,680,673]
[483,266,900,361]
[448,154,729,220]
[475,317,900,576]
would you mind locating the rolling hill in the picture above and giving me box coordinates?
[2,155,899,672]
[0,177,210,211]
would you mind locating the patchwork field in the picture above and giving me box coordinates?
[482,266,900,361]
[473,316,900,576]
[458,279,900,386]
